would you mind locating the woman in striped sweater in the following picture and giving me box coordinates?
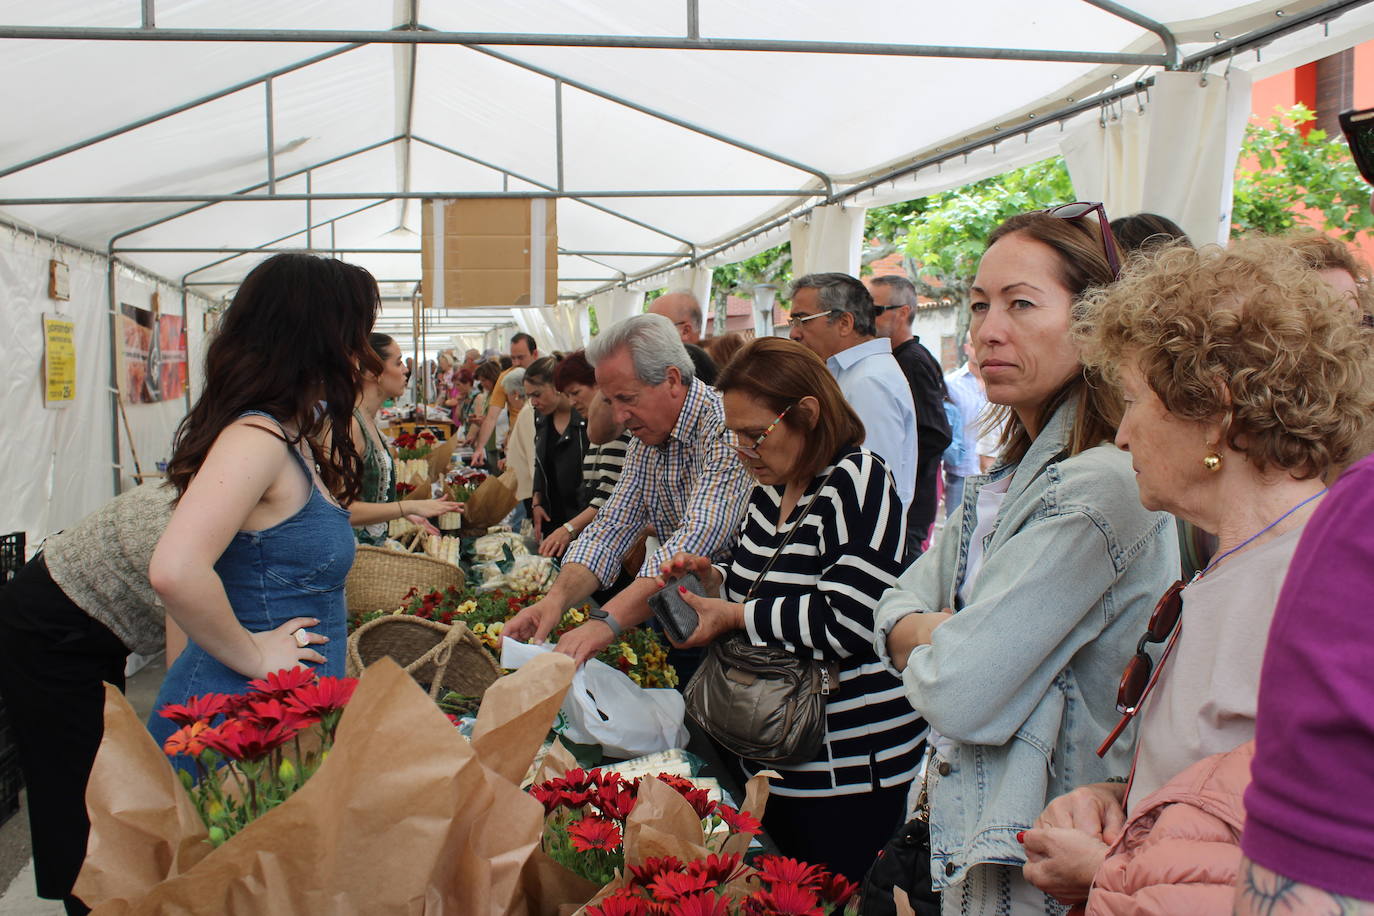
[658,336,926,883]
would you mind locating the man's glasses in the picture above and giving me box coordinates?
[1044,201,1122,280]
[787,310,837,330]
[1096,579,1185,756]
[724,404,793,459]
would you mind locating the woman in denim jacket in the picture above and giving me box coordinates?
[873,208,1179,915]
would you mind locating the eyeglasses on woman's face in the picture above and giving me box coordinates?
[724,404,793,459]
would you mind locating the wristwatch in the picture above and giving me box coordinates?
[589,607,622,638]
[562,522,576,536]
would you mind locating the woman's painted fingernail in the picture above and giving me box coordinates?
[678,586,687,594]
[1016,831,1026,843]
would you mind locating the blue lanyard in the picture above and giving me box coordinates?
[1197,487,1328,580]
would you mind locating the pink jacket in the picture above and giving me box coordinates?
[1086,741,1254,916]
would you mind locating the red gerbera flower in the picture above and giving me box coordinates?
[753,856,821,888]
[284,676,358,718]
[238,697,318,729]
[681,788,718,819]
[530,783,574,816]
[655,773,695,793]
[668,893,730,916]
[593,784,638,821]
[198,719,297,761]
[627,856,684,888]
[561,768,593,791]
[647,871,715,902]
[567,816,623,853]
[246,667,317,698]
[157,692,231,726]
[816,871,859,907]
[686,853,743,886]
[743,884,822,916]
[716,805,763,837]
[162,720,210,757]
[587,890,650,916]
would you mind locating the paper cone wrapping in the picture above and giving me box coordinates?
[462,476,518,530]
[570,769,777,914]
[76,654,598,915]
[426,437,458,481]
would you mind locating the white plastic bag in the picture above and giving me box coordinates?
[500,640,688,758]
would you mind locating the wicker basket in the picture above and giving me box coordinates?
[347,616,501,699]
[345,545,465,616]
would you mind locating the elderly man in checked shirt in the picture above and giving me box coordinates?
[502,314,753,664]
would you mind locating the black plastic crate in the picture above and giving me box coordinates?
[0,531,24,585]
[0,532,25,825]
[0,700,20,827]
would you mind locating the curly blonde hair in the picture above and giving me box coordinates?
[1074,234,1374,479]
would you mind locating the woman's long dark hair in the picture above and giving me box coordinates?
[167,253,381,503]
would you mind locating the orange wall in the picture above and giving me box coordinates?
[1246,46,1374,266]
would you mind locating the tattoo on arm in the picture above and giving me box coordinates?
[1236,857,1374,916]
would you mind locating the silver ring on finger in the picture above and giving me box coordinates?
[292,627,311,649]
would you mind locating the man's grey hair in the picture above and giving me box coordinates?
[587,313,695,385]
[500,367,526,396]
[665,289,703,327]
[869,275,920,316]
[789,272,876,337]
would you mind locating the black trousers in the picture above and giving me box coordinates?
[761,779,912,886]
[0,555,128,915]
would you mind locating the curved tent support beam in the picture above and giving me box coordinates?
[468,45,837,198]
[0,25,1169,69]
[0,43,365,181]
[410,134,698,250]
[178,198,395,285]
[1078,0,1180,69]
[106,136,407,246]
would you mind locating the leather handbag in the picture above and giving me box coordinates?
[683,466,840,766]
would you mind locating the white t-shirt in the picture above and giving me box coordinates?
[1126,525,1305,810]
[958,477,1011,606]
[929,476,1012,762]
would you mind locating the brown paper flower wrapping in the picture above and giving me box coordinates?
[76,654,598,915]
[570,768,777,914]
[462,475,519,530]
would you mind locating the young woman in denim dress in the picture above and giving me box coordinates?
[874,209,1179,915]
[147,253,381,751]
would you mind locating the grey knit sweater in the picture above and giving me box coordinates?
[43,482,175,655]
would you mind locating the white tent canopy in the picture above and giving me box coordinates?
[3,0,1374,544]
[4,1,1372,317]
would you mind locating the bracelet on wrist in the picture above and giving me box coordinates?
[398,500,406,519]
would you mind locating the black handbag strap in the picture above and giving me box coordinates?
[744,463,841,603]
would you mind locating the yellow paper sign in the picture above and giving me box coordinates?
[43,313,76,407]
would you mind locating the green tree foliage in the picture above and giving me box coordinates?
[708,242,793,333]
[1232,104,1374,240]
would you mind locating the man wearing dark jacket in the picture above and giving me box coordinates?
[869,275,952,561]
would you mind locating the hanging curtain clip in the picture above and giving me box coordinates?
[1224,47,1237,79]
[1134,80,1147,114]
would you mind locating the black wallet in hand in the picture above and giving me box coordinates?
[647,572,704,645]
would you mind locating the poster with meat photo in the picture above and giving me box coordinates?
[118,304,186,403]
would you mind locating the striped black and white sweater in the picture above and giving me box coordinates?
[720,446,928,797]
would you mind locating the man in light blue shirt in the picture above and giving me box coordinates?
[788,273,917,511]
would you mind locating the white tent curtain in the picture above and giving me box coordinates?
[789,204,866,279]
[1061,69,1254,247]
[597,289,646,332]
[537,304,583,353]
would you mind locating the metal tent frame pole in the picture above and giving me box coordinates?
[0,189,823,206]
[0,25,1169,67]
[571,0,1374,300]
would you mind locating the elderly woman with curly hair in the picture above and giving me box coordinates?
[1020,235,1374,914]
